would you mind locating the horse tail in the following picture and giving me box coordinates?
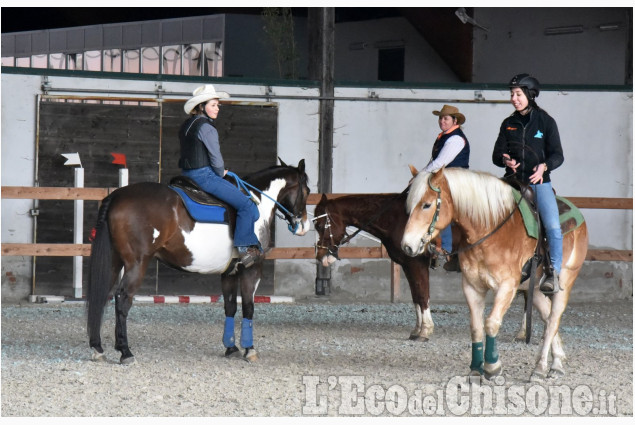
[86,193,116,347]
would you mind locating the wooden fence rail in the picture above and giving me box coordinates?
[2,186,632,262]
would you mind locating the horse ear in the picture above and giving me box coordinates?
[278,157,288,167]
[429,166,446,190]
[408,164,419,177]
[297,158,305,173]
[319,193,327,203]
[431,165,446,175]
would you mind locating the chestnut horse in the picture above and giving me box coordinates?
[314,191,452,341]
[401,167,588,380]
[87,159,310,364]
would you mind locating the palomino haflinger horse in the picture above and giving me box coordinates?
[314,192,445,341]
[401,167,588,381]
[87,159,310,364]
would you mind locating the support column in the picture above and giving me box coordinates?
[309,7,335,296]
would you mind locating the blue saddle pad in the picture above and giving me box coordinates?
[170,186,229,224]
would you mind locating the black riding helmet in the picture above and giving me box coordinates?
[509,73,540,100]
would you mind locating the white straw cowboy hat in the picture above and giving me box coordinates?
[432,104,466,125]
[184,84,230,114]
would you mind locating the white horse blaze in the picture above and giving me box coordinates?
[181,222,234,273]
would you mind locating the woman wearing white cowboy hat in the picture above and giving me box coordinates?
[419,104,471,272]
[178,84,262,268]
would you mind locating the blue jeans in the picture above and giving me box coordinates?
[530,182,563,274]
[181,167,260,247]
[441,225,453,253]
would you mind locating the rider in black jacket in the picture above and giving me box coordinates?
[492,102,563,183]
[492,74,564,294]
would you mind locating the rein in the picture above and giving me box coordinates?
[426,176,524,261]
[441,193,523,259]
[226,171,301,233]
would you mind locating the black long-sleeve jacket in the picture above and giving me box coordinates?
[492,108,564,184]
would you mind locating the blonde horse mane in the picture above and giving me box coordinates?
[407,168,515,229]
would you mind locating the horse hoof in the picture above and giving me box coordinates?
[484,361,502,380]
[548,368,565,379]
[409,334,429,342]
[91,348,106,362]
[225,346,241,358]
[244,348,259,363]
[530,371,546,382]
[120,355,136,365]
[468,370,483,384]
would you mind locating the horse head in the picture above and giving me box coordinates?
[277,158,311,236]
[313,194,347,267]
[401,167,453,257]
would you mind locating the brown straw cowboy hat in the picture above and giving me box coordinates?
[432,105,466,125]
[184,84,230,114]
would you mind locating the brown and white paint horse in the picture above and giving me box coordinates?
[401,167,588,380]
[87,159,310,364]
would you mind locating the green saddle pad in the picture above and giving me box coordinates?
[512,189,585,239]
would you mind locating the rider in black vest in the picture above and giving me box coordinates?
[179,85,262,269]
[430,127,470,169]
[420,105,470,271]
[179,115,217,170]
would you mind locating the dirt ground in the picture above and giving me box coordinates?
[1,298,632,417]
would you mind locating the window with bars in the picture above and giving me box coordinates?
[3,42,224,77]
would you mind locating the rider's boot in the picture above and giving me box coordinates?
[237,244,264,269]
[540,267,560,294]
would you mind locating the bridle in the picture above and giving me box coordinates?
[313,212,341,259]
[313,189,407,259]
[419,173,522,258]
[313,209,377,260]
[227,170,307,234]
[417,176,443,250]
[277,180,308,234]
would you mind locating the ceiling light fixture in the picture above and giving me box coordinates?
[598,23,621,31]
[544,25,584,36]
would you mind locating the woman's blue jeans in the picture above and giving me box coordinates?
[181,167,260,247]
[530,182,563,274]
[441,225,453,253]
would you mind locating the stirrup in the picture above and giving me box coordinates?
[539,272,561,295]
[224,258,241,276]
[426,243,442,269]
[443,255,461,272]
